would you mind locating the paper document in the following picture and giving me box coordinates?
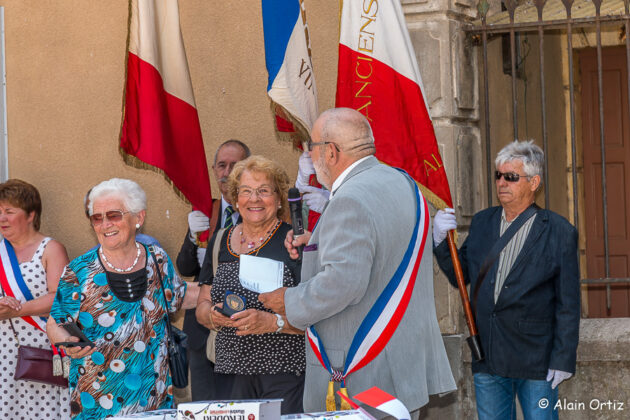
[239,254,284,293]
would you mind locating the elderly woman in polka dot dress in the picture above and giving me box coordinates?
[196,156,305,415]
[46,178,196,419]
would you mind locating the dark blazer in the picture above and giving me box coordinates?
[177,199,223,351]
[434,206,580,380]
[177,228,211,350]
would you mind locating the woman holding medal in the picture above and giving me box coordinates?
[46,178,194,420]
[0,179,71,418]
[196,156,305,414]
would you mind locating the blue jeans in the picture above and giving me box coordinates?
[474,373,559,420]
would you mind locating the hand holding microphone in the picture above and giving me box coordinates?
[288,187,305,259]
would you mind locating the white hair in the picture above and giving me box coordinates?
[88,178,147,215]
[495,140,544,179]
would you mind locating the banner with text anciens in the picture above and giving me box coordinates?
[336,0,453,209]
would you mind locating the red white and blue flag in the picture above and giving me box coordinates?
[336,0,453,209]
[0,240,48,332]
[306,174,429,383]
[262,0,319,146]
[120,0,212,219]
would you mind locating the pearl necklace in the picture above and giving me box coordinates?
[100,242,141,273]
[239,220,280,250]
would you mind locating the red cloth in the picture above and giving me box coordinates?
[335,2,453,209]
[120,0,212,218]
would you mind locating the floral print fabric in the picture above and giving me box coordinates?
[50,246,185,420]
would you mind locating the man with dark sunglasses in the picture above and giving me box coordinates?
[433,140,580,420]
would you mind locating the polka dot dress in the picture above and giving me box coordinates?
[210,223,306,376]
[0,238,71,419]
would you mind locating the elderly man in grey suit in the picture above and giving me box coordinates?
[260,108,455,416]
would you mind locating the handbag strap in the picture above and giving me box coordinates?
[0,284,21,346]
[212,228,227,277]
[148,246,175,343]
[471,204,539,314]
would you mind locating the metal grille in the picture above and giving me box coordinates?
[465,0,630,313]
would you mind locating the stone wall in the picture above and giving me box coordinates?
[402,0,484,335]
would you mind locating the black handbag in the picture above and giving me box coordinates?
[149,247,189,388]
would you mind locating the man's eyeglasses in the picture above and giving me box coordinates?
[237,186,276,198]
[307,141,340,152]
[89,210,131,226]
[495,171,530,183]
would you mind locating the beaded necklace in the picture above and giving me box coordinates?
[99,241,141,273]
[238,219,281,253]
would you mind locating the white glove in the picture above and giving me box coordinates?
[188,210,210,242]
[546,369,572,389]
[302,185,330,213]
[196,247,207,268]
[296,151,316,192]
[433,208,457,245]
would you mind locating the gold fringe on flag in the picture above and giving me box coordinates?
[269,101,312,150]
[118,147,191,206]
[376,158,457,242]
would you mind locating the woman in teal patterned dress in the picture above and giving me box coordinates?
[46,178,195,420]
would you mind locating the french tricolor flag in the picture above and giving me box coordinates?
[354,387,411,420]
[120,0,212,218]
[262,0,319,145]
[336,0,453,210]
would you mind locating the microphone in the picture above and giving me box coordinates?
[288,187,305,259]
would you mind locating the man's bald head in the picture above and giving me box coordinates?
[316,108,376,160]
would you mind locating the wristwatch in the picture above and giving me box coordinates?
[274,313,285,333]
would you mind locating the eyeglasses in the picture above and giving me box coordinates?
[89,210,131,226]
[307,141,340,152]
[495,171,530,183]
[237,186,276,198]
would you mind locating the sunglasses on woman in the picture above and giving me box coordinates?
[89,210,130,226]
[495,171,530,183]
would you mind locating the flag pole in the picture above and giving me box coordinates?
[446,231,483,362]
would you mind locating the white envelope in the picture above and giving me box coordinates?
[239,254,284,293]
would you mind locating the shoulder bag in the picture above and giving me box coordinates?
[149,246,189,388]
[206,228,227,363]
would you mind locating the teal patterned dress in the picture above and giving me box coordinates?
[50,245,186,420]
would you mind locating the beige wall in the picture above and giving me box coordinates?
[2,0,339,261]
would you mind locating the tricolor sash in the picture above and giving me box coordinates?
[0,239,48,331]
[306,173,429,409]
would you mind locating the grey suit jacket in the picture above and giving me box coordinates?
[285,156,456,412]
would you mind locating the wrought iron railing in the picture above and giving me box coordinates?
[464,1,630,312]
